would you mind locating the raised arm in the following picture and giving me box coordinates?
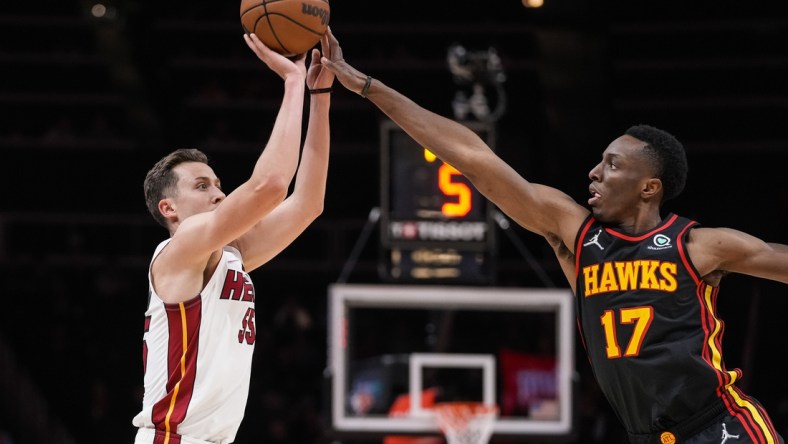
[179,34,305,249]
[321,28,588,248]
[236,34,335,271]
[152,35,307,301]
[688,227,788,285]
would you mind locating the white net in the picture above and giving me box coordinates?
[433,402,498,444]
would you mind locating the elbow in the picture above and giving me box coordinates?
[253,174,290,203]
[306,200,325,222]
[313,202,325,219]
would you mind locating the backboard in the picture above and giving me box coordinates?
[326,284,575,439]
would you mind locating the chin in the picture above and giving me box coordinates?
[591,208,610,223]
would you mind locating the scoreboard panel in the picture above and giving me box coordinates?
[379,120,496,283]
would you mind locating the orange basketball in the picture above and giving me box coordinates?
[240,0,330,57]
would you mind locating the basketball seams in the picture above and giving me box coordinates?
[240,0,286,14]
[260,15,285,54]
[262,14,325,35]
[265,14,323,55]
[240,5,268,35]
[240,0,329,56]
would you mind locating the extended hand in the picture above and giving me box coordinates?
[244,33,306,81]
[307,28,336,91]
[320,27,370,96]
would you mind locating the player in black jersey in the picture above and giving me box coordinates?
[321,29,787,444]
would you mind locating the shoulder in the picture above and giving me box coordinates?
[686,226,767,277]
[687,226,762,249]
[683,227,729,281]
[152,238,172,257]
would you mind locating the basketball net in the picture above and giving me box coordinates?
[433,402,498,444]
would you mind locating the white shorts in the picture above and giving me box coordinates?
[134,428,218,444]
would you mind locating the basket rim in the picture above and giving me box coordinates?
[432,401,498,441]
[432,402,499,425]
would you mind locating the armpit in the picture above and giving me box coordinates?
[545,232,572,259]
[701,269,729,287]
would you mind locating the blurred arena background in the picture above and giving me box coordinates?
[1,0,787,443]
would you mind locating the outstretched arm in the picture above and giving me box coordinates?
[151,34,307,302]
[180,33,305,253]
[688,227,788,285]
[236,33,335,271]
[321,28,588,248]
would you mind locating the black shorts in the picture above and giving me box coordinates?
[627,398,784,444]
[651,411,784,444]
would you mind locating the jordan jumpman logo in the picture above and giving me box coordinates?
[721,423,740,444]
[583,229,605,250]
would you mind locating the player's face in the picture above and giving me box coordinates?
[169,161,226,222]
[587,135,655,223]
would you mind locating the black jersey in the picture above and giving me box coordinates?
[574,213,742,435]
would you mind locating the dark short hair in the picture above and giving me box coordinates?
[143,148,209,228]
[625,124,688,202]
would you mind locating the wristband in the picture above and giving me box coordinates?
[309,87,332,94]
[360,76,372,98]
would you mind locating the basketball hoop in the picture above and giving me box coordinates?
[433,402,498,444]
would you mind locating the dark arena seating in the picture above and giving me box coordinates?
[1,1,787,443]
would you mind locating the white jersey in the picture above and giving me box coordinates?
[133,239,257,444]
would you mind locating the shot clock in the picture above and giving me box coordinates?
[379,120,496,283]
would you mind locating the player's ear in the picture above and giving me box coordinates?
[641,178,662,200]
[159,198,176,219]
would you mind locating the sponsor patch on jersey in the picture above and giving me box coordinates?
[648,234,673,251]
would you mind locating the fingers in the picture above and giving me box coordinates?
[319,27,332,57]
[322,28,338,58]
[243,33,308,81]
[319,28,341,67]
[325,26,337,45]
[244,32,274,60]
[243,33,257,52]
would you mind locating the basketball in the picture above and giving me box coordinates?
[240,0,330,57]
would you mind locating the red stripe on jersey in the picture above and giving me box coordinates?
[574,217,595,278]
[675,221,700,286]
[151,297,202,440]
[603,213,679,241]
[740,390,772,443]
[696,283,725,389]
[700,285,742,393]
[723,390,761,443]
[576,318,590,360]
[719,391,753,441]
[574,216,595,356]
[708,287,732,387]
[699,281,731,388]
[741,385,782,443]
[153,428,182,444]
[726,386,776,443]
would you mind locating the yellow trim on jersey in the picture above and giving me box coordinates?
[703,285,739,384]
[726,386,777,443]
[163,302,189,444]
[704,286,723,369]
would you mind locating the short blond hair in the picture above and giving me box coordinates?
[143,148,209,228]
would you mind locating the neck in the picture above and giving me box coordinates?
[615,207,664,235]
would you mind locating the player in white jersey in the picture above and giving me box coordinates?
[133,31,336,444]
[133,242,256,443]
